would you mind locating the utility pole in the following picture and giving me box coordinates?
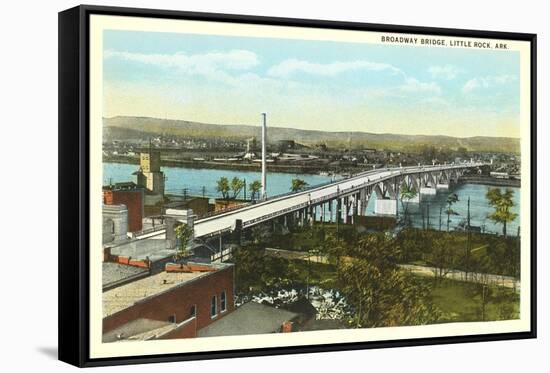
[426,203,430,230]
[439,205,443,231]
[201,185,206,198]
[243,178,247,201]
[182,187,188,201]
[420,203,426,231]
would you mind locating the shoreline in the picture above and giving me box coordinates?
[103,155,358,175]
[458,176,520,188]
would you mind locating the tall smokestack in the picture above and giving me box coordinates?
[261,113,267,200]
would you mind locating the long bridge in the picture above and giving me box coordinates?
[192,162,483,239]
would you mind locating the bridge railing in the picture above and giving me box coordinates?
[199,202,253,219]
[195,163,482,227]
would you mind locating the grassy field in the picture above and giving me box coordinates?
[423,278,520,323]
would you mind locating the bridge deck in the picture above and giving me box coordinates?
[192,163,480,238]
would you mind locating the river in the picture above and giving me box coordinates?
[104,162,520,235]
[103,162,336,200]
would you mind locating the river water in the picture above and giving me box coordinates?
[103,162,520,235]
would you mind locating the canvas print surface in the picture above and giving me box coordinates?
[90,15,532,357]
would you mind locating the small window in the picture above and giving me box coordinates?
[190,304,196,318]
[210,295,217,318]
[168,314,176,323]
[220,291,227,312]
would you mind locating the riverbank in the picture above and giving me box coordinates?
[104,155,363,175]
[459,176,520,188]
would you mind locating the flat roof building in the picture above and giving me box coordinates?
[102,261,235,341]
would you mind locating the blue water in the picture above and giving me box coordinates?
[103,162,334,200]
[104,163,521,235]
[365,184,521,235]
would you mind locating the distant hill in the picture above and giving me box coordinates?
[103,116,520,153]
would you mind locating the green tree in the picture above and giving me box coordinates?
[290,178,309,193]
[399,183,418,226]
[249,180,262,200]
[174,223,194,260]
[216,176,230,199]
[426,233,458,282]
[231,244,266,295]
[338,233,440,328]
[445,193,459,232]
[230,177,245,199]
[486,188,518,237]
[469,254,493,321]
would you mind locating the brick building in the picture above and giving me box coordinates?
[102,262,235,341]
[103,183,144,232]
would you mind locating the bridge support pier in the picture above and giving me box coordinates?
[342,197,349,224]
[359,188,369,216]
[351,194,358,224]
[336,198,342,224]
[436,183,450,190]
[407,193,421,203]
[420,186,437,195]
[374,198,397,215]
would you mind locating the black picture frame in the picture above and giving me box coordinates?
[58,4,537,368]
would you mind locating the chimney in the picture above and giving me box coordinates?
[281,321,293,333]
[103,247,112,262]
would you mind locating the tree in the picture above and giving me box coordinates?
[174,223,194,260]
[231,244,266,295]
[216,177,230,199]
[290,178,309,193]
[249,180,262,200]
[486,188,518,237]
[445,193,459,231]
[399,183,418,226]
[338,233,440,328]
[230,177,245,199]
[469,254,493,321]
[426,233,458,282]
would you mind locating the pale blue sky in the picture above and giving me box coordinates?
[103,30,520,138]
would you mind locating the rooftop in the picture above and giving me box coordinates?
[198,301,298,338]
[103,181,140,191]
[102,262,148,290]
[103,262,231,317]
[103,318,177,343]
[108,237,174,261]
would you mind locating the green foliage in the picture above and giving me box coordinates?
[445,193,459,231]
[216,176,230,199]
[249,180,262,200]
[427,278,519,322]
[399,183,418,226]
[231,244,336,296]
[174,223,194,259]
[230,177,245,199]
[395,228,520,278]
[337,233,440,328]
[486,188,518,237]
[290,178,309,193]
[426,233,460,282]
